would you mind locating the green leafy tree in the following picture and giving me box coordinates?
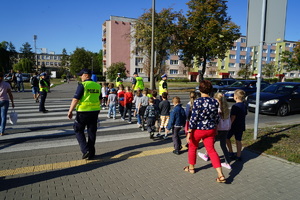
[19,42,35,61]
[281,42,300,71]
[13,58,34,73]
[106,62,127,82]
[179,0,241,81]
[237,64,252,79]
[262,62,277,78]
[134,8,183,83]
[60,48,69,68]
[69,47,95,75]
[0,41,17,72]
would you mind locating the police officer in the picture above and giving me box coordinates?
[159,74,168,99]
[68,68,101,160]
[115,73,123,87]
[38,72,49,113]
[131,72,144,92]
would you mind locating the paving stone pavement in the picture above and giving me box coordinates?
[1,136,300,200]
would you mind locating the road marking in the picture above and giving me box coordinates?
[0,146,178,177]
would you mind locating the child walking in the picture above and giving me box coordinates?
[226,89,247,161]
[107,88,117,119]
[157,92,170,139]
[166,96,186,155]
[138,89,149,131]
[122,86,133,123]
[144,98,159,139]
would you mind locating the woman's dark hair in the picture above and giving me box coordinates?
[199,80,212,94]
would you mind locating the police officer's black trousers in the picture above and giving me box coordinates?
[39,91,47,111]
[74,111,99,156]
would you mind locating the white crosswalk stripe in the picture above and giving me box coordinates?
[0,98,150,153]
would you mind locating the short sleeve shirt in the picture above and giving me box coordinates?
[230,102,247,132]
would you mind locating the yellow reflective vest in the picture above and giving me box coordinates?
[159,80,167,95]
[134,76,144,91]
[76,81,101,112]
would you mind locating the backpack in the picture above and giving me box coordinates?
[30,76,39,86]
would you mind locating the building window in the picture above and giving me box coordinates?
[54,56,57,60]
[240,47,247,51]
[240,55,246,60]
[229,54,236,59]
[46,62,49,66]
[183,70,187,75]
[50,62,53,65]
[270,49,276,54]
[229,63,235,68]
[221,66,225,70]
[263,49,268,53]
[229,71,235,75]
[283,73,288,77]
[170,69,178,74]
[262,57,267,61]
[231,46,237,50]
[136,68,143,73]
[285,43,290,47]
[270,57,275,61]
[290,73,295,77]
[135,57,143,66]
[241,38,246,43]
[170,60,179,65]
[42,56,45,59]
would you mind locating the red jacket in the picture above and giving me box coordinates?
[124,92,133,105]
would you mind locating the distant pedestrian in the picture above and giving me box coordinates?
[157,92,170,139]
[0,72,15,136]
[15,70,24,92]
[68,68,101,160]
[30,72,39,103]
[226,89,247,162]
[185,80,226,183]
[144,98,159,139]
[107,88,117,119]
[101,82,108,109]
[115,73,123,87]
[122,86,133,123]
[38,72,49,113]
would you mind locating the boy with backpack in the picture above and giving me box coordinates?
[166,96,186,155]
[144,98,159,139]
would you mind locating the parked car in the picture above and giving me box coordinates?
[195,78,236,95]
[246,82,300,116]
[22,73,31,82]
[221,80,270,100]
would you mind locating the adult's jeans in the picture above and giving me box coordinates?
[17,81,24,92]
[108,102,116,118]
[0,100,9,134]
[74,111,99,156]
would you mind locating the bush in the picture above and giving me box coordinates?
[168,78,190,82]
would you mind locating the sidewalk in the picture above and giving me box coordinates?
[1,136,299,199]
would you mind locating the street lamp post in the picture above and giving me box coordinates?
[34,35,38,71]
[150,0,155,90]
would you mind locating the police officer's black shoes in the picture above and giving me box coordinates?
[82,151,90,159]
[40,110,48,113]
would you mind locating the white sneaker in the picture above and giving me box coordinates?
[198,152,209,161]
[221,162,232,170]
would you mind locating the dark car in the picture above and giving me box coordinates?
[195,78,236,95]
[246,82,300,116]
[221,80,270,100]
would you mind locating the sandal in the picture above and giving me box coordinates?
[183,166,195,174]
[216,176,226,183]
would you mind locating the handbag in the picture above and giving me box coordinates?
[9,109,18,125]
[217,117,231,131]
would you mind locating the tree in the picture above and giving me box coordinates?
[60,48,69,68]
[262,62,277,78]
[133,8,183,84]
[13,58,34,73]
[179,0,241,81]
[19,42,35,61]
[97,49,103,75]
[281,42,300,71]
[237,64,252,79]
[0,41,17,72]
[69,47,94,75]
[106,62,127,82]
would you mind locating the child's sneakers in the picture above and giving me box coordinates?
[221,162,232,170]
[198,152,209,161]
[156,133,161,138]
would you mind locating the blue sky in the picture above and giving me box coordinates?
[1,0,299,54]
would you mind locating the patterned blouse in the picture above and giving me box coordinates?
[189,97,219,130]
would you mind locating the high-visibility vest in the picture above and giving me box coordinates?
[159,80,167,95]
[116,77,122,87]
[76,81,101,112]
[134,76,144,90]
[39,79,49,92]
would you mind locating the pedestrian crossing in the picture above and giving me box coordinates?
[0,98,151,153]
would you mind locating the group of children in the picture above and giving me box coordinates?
[101,82,248,167]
